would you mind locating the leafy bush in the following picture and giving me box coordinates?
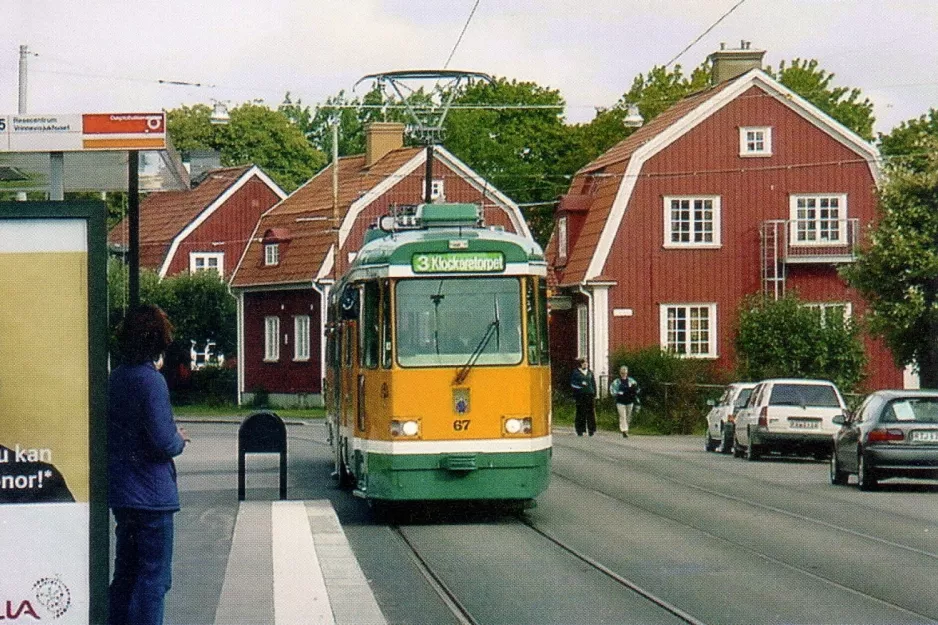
[608,347,724,434]
[735,294,867,393]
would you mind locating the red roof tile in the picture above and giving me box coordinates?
[230,148,423,288]
[108,165,254,270]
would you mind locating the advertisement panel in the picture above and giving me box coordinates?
[0,206,107,624]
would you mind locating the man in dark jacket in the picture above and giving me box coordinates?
[570,358,597,436]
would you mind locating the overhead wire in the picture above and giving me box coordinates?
[664,0,748,68]
[444,0,482,70]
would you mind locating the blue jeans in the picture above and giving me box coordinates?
[109,508,174,625]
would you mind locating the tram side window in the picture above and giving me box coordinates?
[381,281,393,369]
[526,278,539,365]
[362,282,380,369]
[538,277,550,363]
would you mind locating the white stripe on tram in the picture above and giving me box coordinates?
[344,434,552,455]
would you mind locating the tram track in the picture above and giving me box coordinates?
[555,439,938,562]
[550,441,938,624]
[389,518,707,625]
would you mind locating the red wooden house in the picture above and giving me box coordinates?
[546,45,904,393]
[229,122,532,407]
[108,164,286,279]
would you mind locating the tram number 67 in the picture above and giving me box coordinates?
[453,420,470,431]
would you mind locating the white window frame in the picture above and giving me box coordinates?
[424,178,445,201]
[264,316,280,362]
[293,315,310,361]
[264,243,280,266]
[557,216,568,262]
[659,303,718,358]
[663,195,721,249]
[576,304,589,360]
[789,193,848,247]
[189,251,224,277]
[804,302,853,326]
[739,126,772,157]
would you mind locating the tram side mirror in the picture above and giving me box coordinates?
[340,286,360,320]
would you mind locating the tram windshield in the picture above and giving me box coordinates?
[396,277,522,367]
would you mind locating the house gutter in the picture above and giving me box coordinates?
[311,279,333,395]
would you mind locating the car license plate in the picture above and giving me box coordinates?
[911,430,938,443]
[789,419,820,430]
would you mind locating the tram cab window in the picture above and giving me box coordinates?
[396,277,523,367]
[526,278,540,365]
[381,281,393,369]
[361,282,380,369]
[537,277,550,363]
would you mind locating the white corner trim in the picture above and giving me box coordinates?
[337,152,426,249]
[433,146,534,242]
[160,166,280,278]
[236,291,245,404]
[583,69,881,283]
[316,245,335,282]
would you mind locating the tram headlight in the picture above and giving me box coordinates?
[391,419,420,438]
[503,417,532,435]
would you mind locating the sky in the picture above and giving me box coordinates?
[3,0,937,136]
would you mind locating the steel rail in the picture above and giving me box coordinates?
[517,516,707,625]
[561,439,938,562]
[551,443,938,624]
[389,524,480,625]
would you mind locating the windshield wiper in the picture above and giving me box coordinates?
[454,319,499,385]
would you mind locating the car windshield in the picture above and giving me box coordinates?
[396,277,522,367]
[881,398,938,423]
[735,388,754,407]
[769,384,841,407]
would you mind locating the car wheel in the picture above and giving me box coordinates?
[745,442,761,461]
[857,452,879,491]
[733,436,744,458]
[705,432,719,452]
[829,453,849,486]
[720,426,734,454]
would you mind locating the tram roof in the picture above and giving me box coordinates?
[352,224,544,269]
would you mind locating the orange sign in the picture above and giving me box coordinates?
[82,113,165,134]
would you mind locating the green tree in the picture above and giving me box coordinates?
[442,77,573,244]
[767,59,875,141]
[107,259,236,357]
[166,103,326,192]
[735,294,867,392]
[879,108,938,174]
[843,147,938,387]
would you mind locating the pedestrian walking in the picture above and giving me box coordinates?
[609,365,640,438]
[570,358,597,436]
[108,304,189,625]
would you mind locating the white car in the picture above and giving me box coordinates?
[733,378,847,461]
[705,383,756,454]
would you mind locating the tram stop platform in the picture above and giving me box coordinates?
[213,500,387,625]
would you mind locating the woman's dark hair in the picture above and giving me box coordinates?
[117,304,174,364]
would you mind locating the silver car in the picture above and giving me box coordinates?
[705,383,756,454]
[830,390,938,490]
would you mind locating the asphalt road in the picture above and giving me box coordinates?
[164,422,938,625]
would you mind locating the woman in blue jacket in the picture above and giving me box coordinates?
[108,304,188,625]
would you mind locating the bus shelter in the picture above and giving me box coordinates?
[0,112,187,624]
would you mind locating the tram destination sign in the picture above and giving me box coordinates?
[412,251,505,273]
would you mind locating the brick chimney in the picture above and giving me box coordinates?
[364,122,405,167]
[709,41,765,85]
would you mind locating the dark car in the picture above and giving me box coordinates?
[830,390,938,490]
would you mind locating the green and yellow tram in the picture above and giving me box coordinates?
[325,203,551,504]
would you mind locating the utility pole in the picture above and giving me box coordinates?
[331,119,340,278]
[16,45,28,202]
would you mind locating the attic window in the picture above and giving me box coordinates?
[558,216,568,262]
[740,126,772,157]
[265,243,280,266]
[423,178,445,201]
